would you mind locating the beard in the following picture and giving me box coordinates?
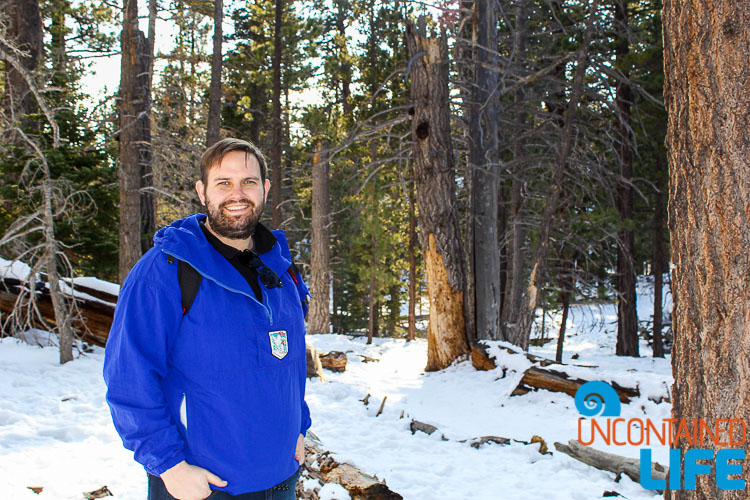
[204,196,264,240]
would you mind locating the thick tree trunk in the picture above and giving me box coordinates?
[406,18,469,371]
[614,0,638,357]
[470,0,501,341]
[206,0,223,147]
[118,0,148,283]
[501,1,528,338]
[308,142,331,334]
[270,0,283,229]
[458,0,475,345]
[663,2,750,498]
[1,0,42,124]
[508,1,597,351]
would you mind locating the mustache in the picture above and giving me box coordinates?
[219,199,255,209]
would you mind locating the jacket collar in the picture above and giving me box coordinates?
[154,214,290,297]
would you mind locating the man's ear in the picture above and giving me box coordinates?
[264,179,271,203]
[195,180,206,206]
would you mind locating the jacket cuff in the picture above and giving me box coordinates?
[145,450,187,476]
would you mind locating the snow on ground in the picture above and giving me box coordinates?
[0,278,671,500]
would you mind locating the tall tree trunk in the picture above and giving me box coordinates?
[2,0,42,125]
[470,0,501,341]
[458,0,476,343]
[367,168,378,345]
[309,142,331,334]
[335,0,351,116]
[119,0,152,282]
[270,0,283,229]
[501,0,528,338]
[664,3,750,498]
[406,18,469,371]
[508,0,597,351]
[407,173,417,341]
[614,0,638,357]
[206,0,223,147]
[651,152,666,358]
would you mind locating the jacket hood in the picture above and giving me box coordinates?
[152,214,292,298]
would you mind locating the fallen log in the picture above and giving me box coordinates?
[299,432,402,500]
[1,277,114,346]
[554,439,667,487]
[511,366,642,403]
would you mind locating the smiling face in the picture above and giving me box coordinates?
[195,150,271,245]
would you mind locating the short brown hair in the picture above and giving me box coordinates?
[199,138,268,185]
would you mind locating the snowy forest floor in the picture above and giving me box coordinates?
[0,278,671,500]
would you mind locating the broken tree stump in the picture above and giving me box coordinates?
[306,344,326,381]
[320,351,347,372]
[300,432,402,500]
[470,342,496,371]
[554,439,667,486]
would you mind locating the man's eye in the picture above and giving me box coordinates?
[244,180,256,185]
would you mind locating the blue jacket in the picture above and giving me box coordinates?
[103,214,311,494]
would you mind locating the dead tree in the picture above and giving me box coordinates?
[0,32,76,363]
[406,17,469,370]
[507,1,598,351]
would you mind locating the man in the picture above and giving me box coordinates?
[104,138,311,500]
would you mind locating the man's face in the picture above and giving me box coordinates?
[195,150,271,240]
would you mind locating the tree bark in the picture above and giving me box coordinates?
[308,142,331,334]
[470,0,501,341]
[406,18,469,371]
[119,0,153,281]
[663,1,750,498]
[1,0,42,124]
[270,0,283,229]
[614,0,639,357]
[206,0,223,147]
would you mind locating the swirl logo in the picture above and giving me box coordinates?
[574,381,621,417]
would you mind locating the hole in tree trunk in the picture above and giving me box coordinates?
[416,121,430,140]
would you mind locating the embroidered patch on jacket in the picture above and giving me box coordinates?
[268,330,289,359]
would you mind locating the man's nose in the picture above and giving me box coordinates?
[230,183,246,198]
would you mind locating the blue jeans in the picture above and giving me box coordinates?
[147,466,300,500]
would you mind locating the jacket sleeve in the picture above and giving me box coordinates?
[103,278,187,476]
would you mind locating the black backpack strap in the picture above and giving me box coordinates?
[286,262,309,318]
[167,254,202,315]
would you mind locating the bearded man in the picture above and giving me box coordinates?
[104,138,311,500]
